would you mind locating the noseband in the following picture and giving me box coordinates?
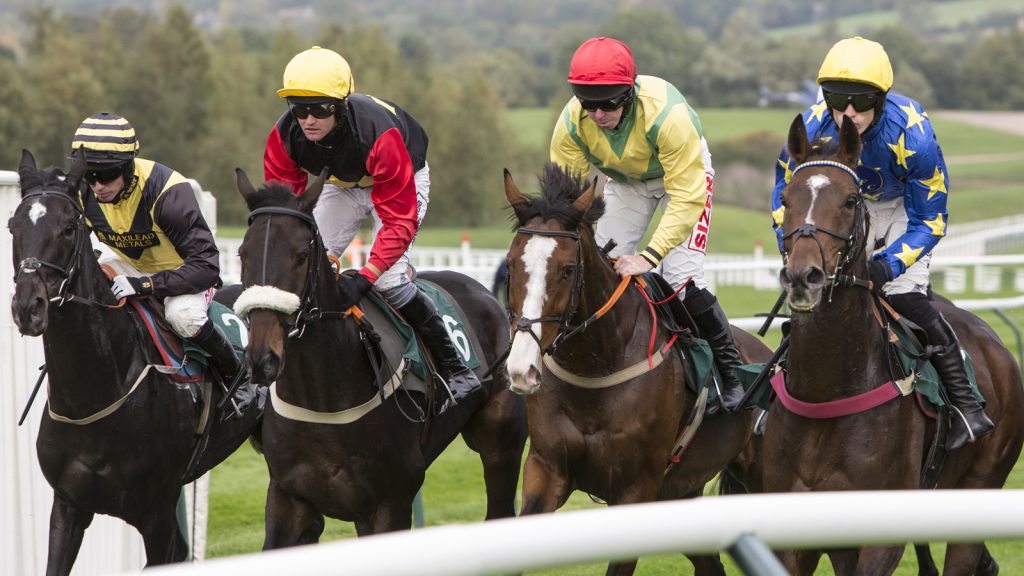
[509,226,588,355]
[14,190,88,307]
[247,206,331,338]
[781,160,869,293]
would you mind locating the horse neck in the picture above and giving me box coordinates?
[279,265,375,407]
[787,281,890,400]
[44,255,145,412]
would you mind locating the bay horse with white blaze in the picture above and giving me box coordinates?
[764,115,1024,575]
[504,163,772,576]
[232,168,527,544]
[8,149,261,575]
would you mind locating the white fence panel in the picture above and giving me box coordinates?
[127,490,1024,576]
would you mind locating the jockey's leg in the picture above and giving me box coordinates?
[684,285,744,414]
[921,314,994,450]
[188,319,257,417]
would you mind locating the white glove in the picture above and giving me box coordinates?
[111,275,153,299]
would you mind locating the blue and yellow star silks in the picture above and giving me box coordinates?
[769,92,950,278]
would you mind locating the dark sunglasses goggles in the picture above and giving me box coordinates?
[823,90,881,113]
[289,101,337,120]
[578,89,633,112]
[83,165,126,185]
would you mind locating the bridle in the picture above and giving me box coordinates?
[246,206,342,338]
[781,159,870,295]
[13,189,109,308]
[508,225,638,357]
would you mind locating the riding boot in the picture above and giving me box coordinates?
[399,290,485,415]
[922,316,995,450]
[690,299,745,415]
[189,320,256,419]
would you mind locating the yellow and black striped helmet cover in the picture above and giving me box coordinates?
[71,112,140,163]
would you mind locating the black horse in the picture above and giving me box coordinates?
[8,149,261,575]
[232,169,527,544]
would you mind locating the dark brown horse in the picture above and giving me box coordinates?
[764,115,1024,575]
[8,150,261,575]
[503,164,772,576]
[232,169,527,544]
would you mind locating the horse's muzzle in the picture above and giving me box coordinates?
[12,277,49,336]
[780,265,826,312]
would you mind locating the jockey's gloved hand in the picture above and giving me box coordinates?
[337,272,373,310]
[867,260,892,294]
[111,275,154,299]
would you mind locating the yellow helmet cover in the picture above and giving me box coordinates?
[278,46,355,99]
[817,36,893,92]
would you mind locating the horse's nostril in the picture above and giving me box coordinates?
[804,266,826,287]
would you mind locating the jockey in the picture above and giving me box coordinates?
[550,37,745,414]
[71,112,255,416]
[264,46,484,418]
[770,37,994,449]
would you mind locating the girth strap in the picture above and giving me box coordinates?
[269,358,407,424]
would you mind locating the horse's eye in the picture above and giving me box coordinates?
[561,265,576,281]
[844,195,858,208]
[63,221,77,235]
[296,252,308,265]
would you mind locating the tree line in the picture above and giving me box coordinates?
[1,5,1021,226]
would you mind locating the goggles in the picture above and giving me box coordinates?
[83,165,125,185]
[822,90,880,113]
[578,89,633,112]
[289,101,337,120]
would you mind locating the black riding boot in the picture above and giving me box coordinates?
[922,316,995,450]
[399,290,485,415]
[189,320,256,419]
[690,299,745,414]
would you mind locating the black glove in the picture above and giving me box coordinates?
[111,275,154,299]
[867,260,892,294]
[337,272,373,309]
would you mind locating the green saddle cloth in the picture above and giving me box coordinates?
[183,300,247,365]
[366,280,481,380]
[890,321,983,409]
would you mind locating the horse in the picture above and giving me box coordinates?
[231,168,527,544]
[763,114,1024,575]
[8,149,262,575]
[503,163,773,576]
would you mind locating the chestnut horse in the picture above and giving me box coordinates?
[232,169,527,545]
[8,150,261,575]
[504,163,772,576]
[764,115,1024,575]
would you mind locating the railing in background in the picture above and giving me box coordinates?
[120,490,1024,576]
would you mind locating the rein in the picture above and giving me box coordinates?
[782,160,871,300]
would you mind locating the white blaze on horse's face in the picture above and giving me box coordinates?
[507,235,557,395]
[28,201,46,225]
[801,174,830,226]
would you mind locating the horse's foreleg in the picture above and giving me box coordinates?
[461,386,527,521]
[370,500,414,534]
[519,452,570,516]
[136,499,188,566]
[687,554,726,576]
[943,543,986,576]
[263,480,323,549]
[45,495,93,576]
[776,549,823,576]
[849,545,904,576]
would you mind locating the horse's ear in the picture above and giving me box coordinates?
[572,175,597,214]
[503,168,530,220]
[235,168,258,203]
[17,149,43,196]
[838,115,862,168]
[65,148,86,192]
[298,167,328,214]
[786,114,809,165]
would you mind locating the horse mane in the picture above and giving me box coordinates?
[243,181,301,212]
[509,162,605,230]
